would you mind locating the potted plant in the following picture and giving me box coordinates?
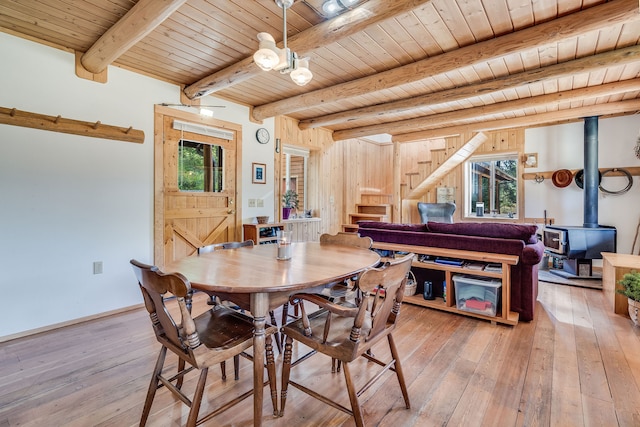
[617,270,640,326]
[282,190,299,220]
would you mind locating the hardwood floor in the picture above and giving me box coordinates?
[1,282,639,427]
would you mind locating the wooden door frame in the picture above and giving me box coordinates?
[153,105,243,267]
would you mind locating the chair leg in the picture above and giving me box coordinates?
[234,354,240,381]
[186,368,208,427]
[342,363,365,427]
[388,334,411,409]
[280,302,289,350]
[140,346,168,427]
[177,358,186,388]
[220,361,227,381]
[279,336,294,417]
[269,310,282,353]
[265,334,278,416]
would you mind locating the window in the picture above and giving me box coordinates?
[178,139,224,192]
[465,154,518,218]
[281,146,309,211]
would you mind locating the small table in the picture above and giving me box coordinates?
[164,241,380,426]
[602,252,640,315]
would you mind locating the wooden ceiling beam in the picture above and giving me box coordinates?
[332,77,640,140]
[301,45,640,130]
[393,99,640,143]
[80,0,187,74]
[252,0,639,121]
[182,0,434,99]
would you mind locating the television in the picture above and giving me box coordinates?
[543,228,566,255]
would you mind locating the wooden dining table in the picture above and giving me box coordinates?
[164,241,381,426]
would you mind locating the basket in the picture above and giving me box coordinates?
[256,216,269,224]
[404,270,417,296]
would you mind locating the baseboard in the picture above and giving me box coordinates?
[0,303,144,343]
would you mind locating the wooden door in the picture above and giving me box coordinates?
[154,106,242,267]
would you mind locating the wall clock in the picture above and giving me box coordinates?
[256,128,270,144]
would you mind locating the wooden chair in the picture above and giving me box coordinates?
[279,253,414,427]
[318,232,373,299]
[317,232,375,371]
[130,259,278,427]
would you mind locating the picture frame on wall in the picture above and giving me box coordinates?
[252,162,266,184]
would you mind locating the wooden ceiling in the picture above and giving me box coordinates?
[2,0,639,142]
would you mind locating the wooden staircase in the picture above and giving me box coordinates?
[344,194,392,232]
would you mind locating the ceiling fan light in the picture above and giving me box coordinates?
[290,57,312,86]
[322,0,341,15]
[340,0,359,6]
[253,33,279,71]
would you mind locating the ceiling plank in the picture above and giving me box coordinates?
[251,0,639,121]
[300,45,640,130]
[332,77,640,140]
[182,0,435,99]
[80,0,188,74]
[394,98,640,142]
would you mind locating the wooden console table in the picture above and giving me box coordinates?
[602,252,640,316]
[372,242,520,325]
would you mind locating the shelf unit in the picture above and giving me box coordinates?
[243,218,322,245]
[372,242,520,325]
[243,222,284,245]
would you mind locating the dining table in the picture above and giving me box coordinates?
[164,241,381,426]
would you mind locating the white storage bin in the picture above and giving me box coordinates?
[452,275,501,317]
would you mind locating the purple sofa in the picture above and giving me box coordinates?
[357,221,544,321]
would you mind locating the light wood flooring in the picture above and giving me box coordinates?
[1,281,639,427]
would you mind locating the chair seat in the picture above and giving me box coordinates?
[194,305,276,352]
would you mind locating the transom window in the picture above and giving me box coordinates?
[465,154,518,218]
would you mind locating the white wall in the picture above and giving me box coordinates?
[0,33,276,339]
[525,115,640,254]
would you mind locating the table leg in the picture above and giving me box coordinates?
[251,292,268,427]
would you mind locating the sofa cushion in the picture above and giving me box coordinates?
[427,222,538,244]
[357,221,427,232]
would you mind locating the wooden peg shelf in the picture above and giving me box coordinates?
[0,106,144,144]
[523,167,640,181]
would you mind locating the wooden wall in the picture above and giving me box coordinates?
[275,115,525,232]
[400,130,524,223]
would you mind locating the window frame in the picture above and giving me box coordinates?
[463,152,520,220]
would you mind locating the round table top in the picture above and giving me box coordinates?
[164,241,381,294]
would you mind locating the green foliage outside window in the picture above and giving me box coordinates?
[178,140,223,192]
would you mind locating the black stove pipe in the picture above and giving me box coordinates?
[583,116,599,228]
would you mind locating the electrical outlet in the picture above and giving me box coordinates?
[93,261,103,275]
[248,199,256,207]
[257,199,264,207]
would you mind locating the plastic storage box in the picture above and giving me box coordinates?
[452,275,501,317]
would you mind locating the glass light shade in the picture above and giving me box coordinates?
[253,33,279,71]
[340,0,359,6]
[322,0,340,14]
[290,57,312,86]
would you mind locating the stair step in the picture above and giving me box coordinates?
[356,204,392,215]
[361,193,392,204]
[349,213,389,223]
